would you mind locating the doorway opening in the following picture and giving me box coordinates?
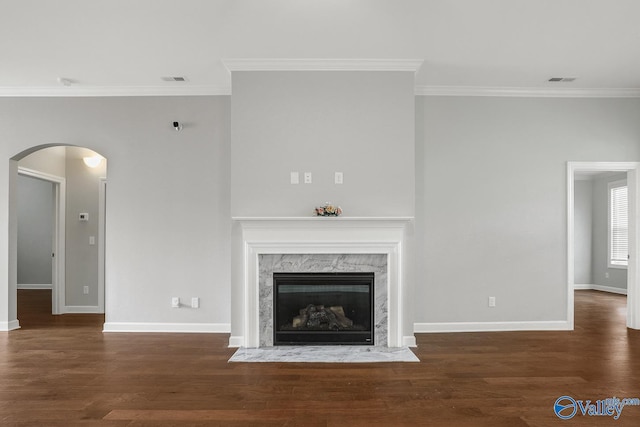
[12,145,107,328]
[568,162,639,330]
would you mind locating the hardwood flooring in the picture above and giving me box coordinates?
[1,290,639,426]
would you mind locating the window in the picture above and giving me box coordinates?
[609,179,628,268]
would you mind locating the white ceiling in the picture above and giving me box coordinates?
[2,0,640,96]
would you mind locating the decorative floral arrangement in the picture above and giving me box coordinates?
[315,202,342,217]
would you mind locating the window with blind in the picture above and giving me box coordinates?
[609,179,628,268]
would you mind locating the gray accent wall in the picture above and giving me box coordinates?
[17,175,54,285]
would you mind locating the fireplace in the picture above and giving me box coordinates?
[231,217,414,348]
[273,272,375,345]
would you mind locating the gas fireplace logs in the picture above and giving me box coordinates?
[292,304,354,330]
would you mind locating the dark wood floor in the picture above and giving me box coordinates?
[1,290,639,426]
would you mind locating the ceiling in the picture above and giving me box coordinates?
[2,0,640,96]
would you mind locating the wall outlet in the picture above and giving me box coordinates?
[83,286,89,295]
[171,297,180,308]
[488,296,496,307]
[304,172,312,184]
[605,272,610,279]
[191,297,200,308]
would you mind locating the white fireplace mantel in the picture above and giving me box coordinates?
[231,216,414,348]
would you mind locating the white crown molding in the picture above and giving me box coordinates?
[0,85,231,97]
[416,85,640,98]
[222,58,424,73]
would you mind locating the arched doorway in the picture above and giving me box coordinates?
[10,145,107,328]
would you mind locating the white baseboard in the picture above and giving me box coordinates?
[228,336,244,348]
[103,322,231,334]
[414,320,571,333]
[402,335,417,348]
[575,284,627,295]
[18,284,52,290]
[64,306,103,314]
[0,320,21,331]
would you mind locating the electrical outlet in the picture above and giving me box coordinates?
[83,286,89,295]
[304,172,312,184]
[488,296,496,307]
[191,297,200,308]
[605,272,610,279]
[171,297,180,308]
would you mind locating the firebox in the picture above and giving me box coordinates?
[273,272,374,345]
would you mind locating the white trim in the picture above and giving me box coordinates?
[222,59,424,73]
[64,305,103,314]
[98,179,106,313]
[416,85,640,98]
[17,167,66,315]
[0,85,231,97]
[568,162,640,330]
[414,321,571,333]
[103,322,231,333]
[575,284,628,295]
[232,216,414,223]
[17,284,52,290]
[0,320,21,331]
[228,336,244,348]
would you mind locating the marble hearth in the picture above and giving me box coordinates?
[231,217,413,348]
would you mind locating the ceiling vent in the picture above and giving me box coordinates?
[548,77,577,82]
[162,76,187,82]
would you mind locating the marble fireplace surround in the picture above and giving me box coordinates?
[232,217,413,348]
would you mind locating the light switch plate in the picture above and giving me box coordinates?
[290,172,299,184]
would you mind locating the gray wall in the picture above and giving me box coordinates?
[574,179,593,285]
[592,173,628,290]
[0,96,231,326]
[16,175,53,285]
[1,93,639,330]
[415,96,640,324]
[65,147,106,307]
[230,71,415,217]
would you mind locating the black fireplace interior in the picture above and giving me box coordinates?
[273,272,374,345]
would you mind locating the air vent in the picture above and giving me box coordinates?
[548,77,577,82]
[161,76,187,82]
